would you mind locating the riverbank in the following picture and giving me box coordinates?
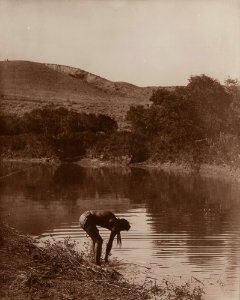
[0,224,148,300]
[132,161,240,181]
[77,158,240,181]
[1,156,240,182]
[0,224,204,300]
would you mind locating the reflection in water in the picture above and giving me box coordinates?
[0,162,240,299]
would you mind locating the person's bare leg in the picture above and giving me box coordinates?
[85,225,103,265]
[95,238,103,265]
[92,241,95,257]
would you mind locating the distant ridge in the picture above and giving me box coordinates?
[45,63,157,99]
[0,60,171,126]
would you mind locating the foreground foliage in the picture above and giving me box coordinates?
[0,224,204,300]
[0,224,147,300]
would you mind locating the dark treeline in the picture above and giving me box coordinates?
[126,75,240,167]
[0,106,144,162]
[1,74,240,167]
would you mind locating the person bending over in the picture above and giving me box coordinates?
[79,210,130,265]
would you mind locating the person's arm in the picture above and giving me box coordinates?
[105,230,117,262]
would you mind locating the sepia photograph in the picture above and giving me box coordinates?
[0,0,240,299]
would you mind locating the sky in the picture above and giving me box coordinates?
[0,0,239,86]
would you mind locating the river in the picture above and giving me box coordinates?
[0,161,239,299]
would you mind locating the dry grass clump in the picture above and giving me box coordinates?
[146,278,204,300]
[0,224,148,300]
[0,224,204,300]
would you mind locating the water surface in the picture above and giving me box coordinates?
[0,162,239,299]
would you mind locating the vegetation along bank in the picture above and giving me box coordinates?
[1,75,240,172]
[0,223,204,300]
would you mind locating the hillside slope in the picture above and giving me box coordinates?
[0,60,111,101]
[0,60,165,126]
[45,63,155,99]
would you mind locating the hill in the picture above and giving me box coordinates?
[0,60,164,127]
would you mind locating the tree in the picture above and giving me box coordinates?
[22,107,118,136]
[96,114,118,133]
[225,78,240,136]
[126,105,148,134]
[127,87,203,143]
[22,107,67,135]
[0,113,23,135]
[150,88,177,106]
[186,75,231,137]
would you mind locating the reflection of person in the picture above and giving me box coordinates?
[79,210,130,265]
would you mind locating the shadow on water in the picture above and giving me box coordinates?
[0,162,239,231]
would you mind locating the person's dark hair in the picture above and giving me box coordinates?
[115,218,130,247]
[117,232,122,246]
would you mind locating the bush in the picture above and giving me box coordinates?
[207,133,240,166]
[52,133,87,161]
[94,131,149,163]
[0,114,23,135]
[0,107,119,162]
[21,107,118,136]
[10,136,27,151]
[0,134,55,159]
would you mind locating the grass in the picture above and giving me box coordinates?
[0,224,147,300]
[0,60,152,128]
[0,224,205,300]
